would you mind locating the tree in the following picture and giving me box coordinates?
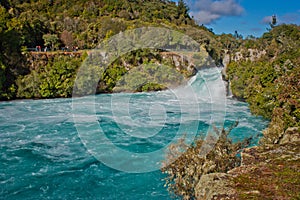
[177,0,189,18]
[267,15,277,31]
[270,15,277,28]
[234,30,243,39]
[0,5,23,99]
[43,34,59,50]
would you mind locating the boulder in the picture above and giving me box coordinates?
[279,127,300,144]
[195,173,237,200]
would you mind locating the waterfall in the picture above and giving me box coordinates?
[227,80,233,97]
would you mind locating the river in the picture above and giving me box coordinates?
[0,67,268,199]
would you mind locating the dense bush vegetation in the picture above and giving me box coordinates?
[227,24,300,144]
[225,28,299,200]
[0,0,223,100]
[0,0,194,50]
[16,53,87,98]
[162,24,300,199]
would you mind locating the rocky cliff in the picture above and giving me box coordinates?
[19,49,202,98]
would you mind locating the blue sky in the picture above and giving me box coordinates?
[177,0,300,37]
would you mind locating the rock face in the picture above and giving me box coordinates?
[27,51,198,77]
[24,50,200,95]
[193,128,300,200]
[221,48,266,81]
[160,52,197,77]
[195,173,237,200]
[221,50,230,81]
[279,127,300,144]
[231,49,266,62]
[222,50,231,68]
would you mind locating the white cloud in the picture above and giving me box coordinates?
[261,16,272,24]
[190,10,220,24]
[210,0,244,15]
[188,0,244,24]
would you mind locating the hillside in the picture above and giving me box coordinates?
[226,24,300,141]
[225,24,300,199]
[1,0,195,49]
[162,24,300,199]
[0,0,222,100]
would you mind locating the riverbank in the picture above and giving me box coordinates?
[198,25,300,199]
[3,48,207,100]
[162,24,300,199]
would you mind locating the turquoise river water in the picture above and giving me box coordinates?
[0,68,268,199]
